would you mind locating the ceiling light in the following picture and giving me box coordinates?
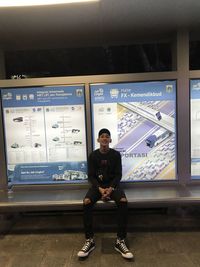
[0,0,99,7]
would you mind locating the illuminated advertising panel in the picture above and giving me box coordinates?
[1,85,87,185]
[90,81,176,181]
[190,79,200,179]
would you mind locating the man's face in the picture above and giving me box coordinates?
[97,133,111,147]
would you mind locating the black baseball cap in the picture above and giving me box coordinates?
[98,128,111,137]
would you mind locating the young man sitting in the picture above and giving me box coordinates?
[77,128,133,259]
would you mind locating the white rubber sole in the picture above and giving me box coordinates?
[77,245,95,258]
[115,247,134,259]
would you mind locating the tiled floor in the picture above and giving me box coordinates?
[1,212,200,267]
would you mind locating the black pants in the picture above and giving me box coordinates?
[83,186,128,239]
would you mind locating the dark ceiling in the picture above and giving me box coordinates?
[0,0,200,50]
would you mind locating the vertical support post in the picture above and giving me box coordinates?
[85,83,92,157]
[0,97,7,191]
[0,50,7,190]
[176,29,190,185]
[0,50,6,79]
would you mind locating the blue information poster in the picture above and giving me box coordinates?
[190,79,200,179]
[1,85,87,185]
[90,81,176,181]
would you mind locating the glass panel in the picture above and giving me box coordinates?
[1,85,87,185]
[90,80,177,182]
[190,79,200,179]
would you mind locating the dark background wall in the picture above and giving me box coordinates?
[5,43,172,79]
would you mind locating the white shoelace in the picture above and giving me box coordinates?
[118,240,129,252]
[82,240,92,252]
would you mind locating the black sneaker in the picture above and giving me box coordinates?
[115,239,134,259]
[77,238,95,258]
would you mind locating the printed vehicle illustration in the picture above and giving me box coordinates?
[145,128,171,148]
[34,143,42,148]
[11,143,19,148]
[154,111,162,120]
[74,141,82,145]
[52,170,87,181]
[13,117,23,122]
[52,137,60,141]
[72,129,80,133]
[52,124,59,128]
